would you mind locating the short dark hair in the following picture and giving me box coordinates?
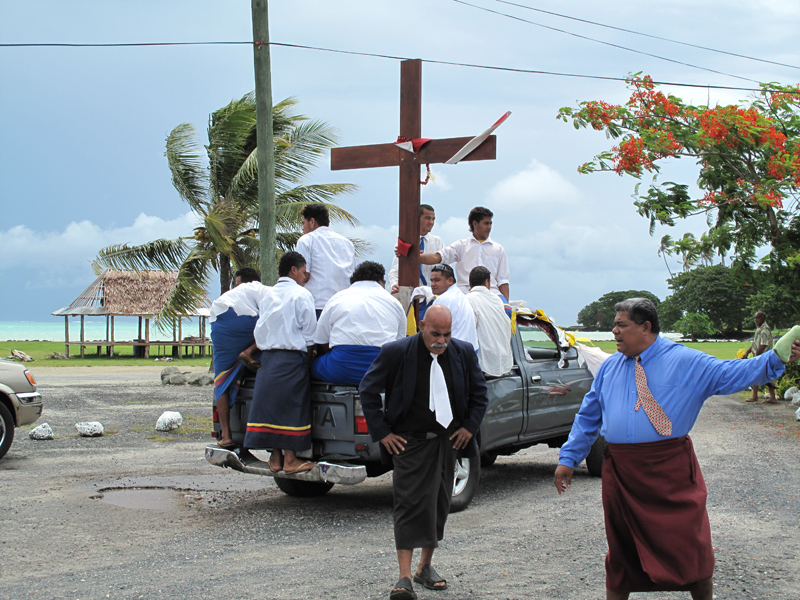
[419,204,435,215]
[469,266,491,288]
[350,261,385,284]
[431,263,456,282]
[234,267,261,283]
[614,298,660,334]
[300,203,330,227]
[278,251,306,277]
[468,206,493,232]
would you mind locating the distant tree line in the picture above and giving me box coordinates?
[578,264,800,336]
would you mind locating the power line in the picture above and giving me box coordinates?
[0,39,788,93]
[495,0,800,72]
[452,0,761,84]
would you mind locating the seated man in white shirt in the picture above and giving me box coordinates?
[312,261,406,386]
[419,206,510,301]
[388,204,444,320]
[430,264,479,352]
[295,202,357,318]
[466,266,513,377]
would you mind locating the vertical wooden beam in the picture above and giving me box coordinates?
[105,316,110,356]
[252,0,278,286]
[110,316,115,357]
[144,318,150,359]
[64,316,70,358]
[80,315,85,358]
[398,59,422,290]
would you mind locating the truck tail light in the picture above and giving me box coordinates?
[353,396,369,434]
[212,405,219,423]
[355,416,369,434]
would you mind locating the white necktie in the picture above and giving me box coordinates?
[429,353,453,428]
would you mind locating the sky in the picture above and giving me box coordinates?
[2,0,799,327]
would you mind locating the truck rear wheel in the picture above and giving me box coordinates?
[449,456,480,513]
[585,435,607,477]
[0,401,14,460]
[273,477,334,497]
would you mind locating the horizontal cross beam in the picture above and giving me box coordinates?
[330,135,497,171]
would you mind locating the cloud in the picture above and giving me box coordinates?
[0,212,199,282]
[488,159,582,210]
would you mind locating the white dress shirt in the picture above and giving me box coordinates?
[209,281,271,323]
[314,281,406,347]
[432,284,479,351]
[387,233,445,288]
[254,277,317,351]
[438,236,510,295]
[295,226,356,310]
[466,286,513,376]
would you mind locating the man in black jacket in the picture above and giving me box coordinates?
[359,304,488,600]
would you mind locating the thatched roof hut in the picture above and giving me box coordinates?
[53,270,190,317]
[52,271,210,358]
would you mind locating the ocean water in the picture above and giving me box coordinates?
[0,319,207,342]
[1,320,682,343]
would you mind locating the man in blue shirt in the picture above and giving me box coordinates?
[554,298,800,600]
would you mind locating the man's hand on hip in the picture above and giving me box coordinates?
[449,427,473,450]
[380,433,407,455]
[554,464,574,495]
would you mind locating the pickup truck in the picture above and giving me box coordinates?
[205,309,606,512]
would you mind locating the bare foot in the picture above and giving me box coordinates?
[268,452,284,472]
[746,397,758,402]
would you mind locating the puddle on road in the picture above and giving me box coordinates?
[98,488,204,510]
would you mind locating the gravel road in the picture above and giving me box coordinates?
[1,366,799,600]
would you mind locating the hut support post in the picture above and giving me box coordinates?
[64,316,70,358]
[105,316,110,356]
[144,318,150,359]
[110,316,115,357]
[80,315,85,358]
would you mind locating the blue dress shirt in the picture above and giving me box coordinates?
[559,335,786,469]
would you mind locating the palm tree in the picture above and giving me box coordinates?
[93,93,361,326]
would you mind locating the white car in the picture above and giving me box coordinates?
[0,360,43,459]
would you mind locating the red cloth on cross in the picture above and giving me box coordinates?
[602,435,714,593]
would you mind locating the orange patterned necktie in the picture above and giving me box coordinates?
[634,356,672,435]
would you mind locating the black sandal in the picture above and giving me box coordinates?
[389,577,417,600]
[413,565,447,590]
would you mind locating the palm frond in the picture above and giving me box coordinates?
[92,238,191,274]
[165,124,209,212]
[207,93,258,200]
[155,246,214,330]
[274,118,340,185]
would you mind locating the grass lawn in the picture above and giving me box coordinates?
[1,340,212,368]
[585,340,748,360]
[3,338,751,367]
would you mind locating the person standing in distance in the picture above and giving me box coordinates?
[295,203,356,318]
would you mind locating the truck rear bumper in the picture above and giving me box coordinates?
[205,446,367,485]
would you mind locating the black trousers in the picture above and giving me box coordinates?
[392,432,456,550]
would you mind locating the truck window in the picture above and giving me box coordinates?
[518,324,559,361]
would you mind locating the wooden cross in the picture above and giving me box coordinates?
[330,59,497,291]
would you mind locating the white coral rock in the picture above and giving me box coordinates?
[29,423,54,440]
[156,411,183,432]
[75,422,104,437]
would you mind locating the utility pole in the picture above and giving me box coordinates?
[251,0,277,285]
